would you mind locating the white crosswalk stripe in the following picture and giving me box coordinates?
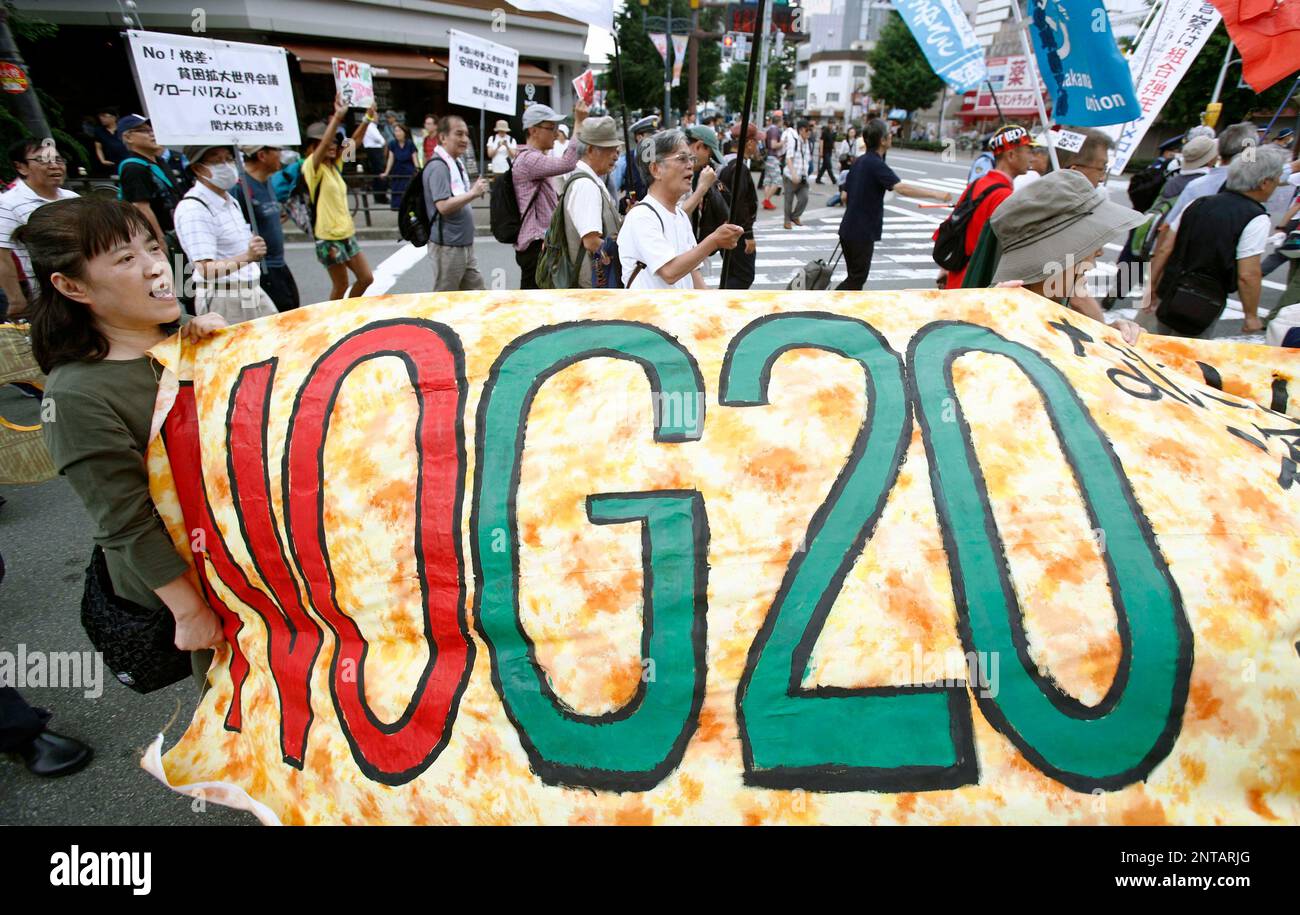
[746,212,941,289]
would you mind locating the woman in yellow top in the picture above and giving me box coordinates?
[303,97,373,300]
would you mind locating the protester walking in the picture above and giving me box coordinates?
[718,122,760,289]
[239,144,299,312]
[817,120,837,184]
[937,124,1030,289]
[761,110,785,211]
[382,123,419,211]
[837,119,954,291]
[556,116,623,288]
[421,114,439,163]
[22,198,227,693]
[361,107,389,205]
[613,115,657,211]
[0,141,78,318]
[618,129,743,290]
[116,115,190,251]
[424,115,489,291]
[173,145,278,325]
[782,119,813,230]
[303,99,374,301]
[1151,145,1288,337]
[512,100,589,290]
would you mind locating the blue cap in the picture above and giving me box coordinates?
[116,114,150,135]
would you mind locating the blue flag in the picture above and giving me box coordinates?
[892,0,987,94]
[1027,0,1139,127]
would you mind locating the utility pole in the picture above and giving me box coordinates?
[0,8,52,141]
[753,0,774,123]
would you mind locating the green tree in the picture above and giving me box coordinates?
[0,3,87,181]
[866,13,944,120]
[719,38,795,118]
[603,0,722,118]
[1160,24,1294,133]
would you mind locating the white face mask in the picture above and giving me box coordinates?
[203,160,240,190]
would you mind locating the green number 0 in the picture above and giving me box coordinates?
[722,313,977,791]
[472,322,709,791]
[908,322,1192,791]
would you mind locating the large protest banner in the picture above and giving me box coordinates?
[893,0,987,94]
[1027,0,1139,127]
[332,57,375,110]
[1105,0,1222,176]
[124,30,299,147]
[140,290,1300,825]
[447,30,518,116]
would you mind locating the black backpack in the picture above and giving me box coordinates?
[399,159,436,246]
[1127,164,1169,213]
[284,161,324,241]
[490,159,540,244]
[932,181,1003,273]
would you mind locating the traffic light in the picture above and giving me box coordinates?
[723,33,734,60]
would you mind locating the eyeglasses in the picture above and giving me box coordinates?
[659,152,693,167]
[25,156,66,166]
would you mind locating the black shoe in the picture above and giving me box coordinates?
[13,730,92,778]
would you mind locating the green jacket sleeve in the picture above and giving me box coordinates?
[43,388,189,594]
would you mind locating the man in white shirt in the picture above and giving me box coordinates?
[362,114,389,204]
[562,117,622,288]
[173,145,277,324]
[0,140,77,317]
[618,129,743,290]
[782,119,812,229]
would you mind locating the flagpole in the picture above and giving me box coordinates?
[720,0,766,290]
[1010,1,1059,171]
[612,33,635,201]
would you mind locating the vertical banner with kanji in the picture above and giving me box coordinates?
[1104,0,1222,175]
[892,0,987,93]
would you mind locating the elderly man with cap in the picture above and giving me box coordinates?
[487,119,517,176]
[238,142,298,311]
[559,116,624,288]
[613,114,658,211]
[717,121,761,289]
[990,169,1147,344]
[513,99,590,290]
[304,97,374,301]
[116,114,190,252]
[937,123,1031,289]
[172,145,278,324]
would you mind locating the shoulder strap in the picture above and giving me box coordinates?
[174,191,212,214]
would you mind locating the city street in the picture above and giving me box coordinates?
[0,147,1287,824]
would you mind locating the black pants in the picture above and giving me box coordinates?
[722,243,756,289]
[836,237,875,291]
[366,147,388,204]
[516,239,542,290]
[817,153,834,182]
[0,688,48,752]
[260,262,301,312]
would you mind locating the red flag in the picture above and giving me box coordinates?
[1211,0,1300,92]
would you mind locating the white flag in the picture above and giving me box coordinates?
[508,0,614,33]
[671,35,689,88]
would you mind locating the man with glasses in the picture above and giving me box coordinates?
[513,100,589,289]
[117,114,191,250]
[240,143,299,311]
[0,140,78,318]
[1068,129,1114,188]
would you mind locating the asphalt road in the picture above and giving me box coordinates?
[0,147,1288,825]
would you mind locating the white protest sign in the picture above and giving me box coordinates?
[447,30,518,116]
[125,30,299,146]
[1054,130,1086,153]
[333,57,374,109]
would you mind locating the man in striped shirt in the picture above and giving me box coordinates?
[0,140,78,318]
[782,120,812,230]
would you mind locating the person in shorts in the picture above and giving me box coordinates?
[303,99,373,300]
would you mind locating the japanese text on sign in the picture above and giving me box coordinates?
[126,30,299,146]
[447,29,518,116]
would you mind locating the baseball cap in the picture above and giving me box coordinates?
[686,125,722,164]
[305,121,345,142]
[522,104,564,129]
[116,114,151,135]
